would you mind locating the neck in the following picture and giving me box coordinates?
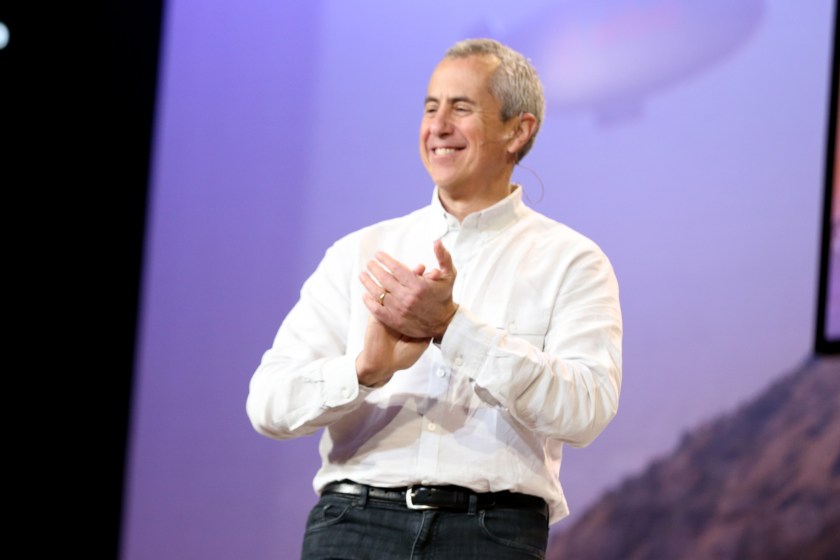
[437,175,514,222]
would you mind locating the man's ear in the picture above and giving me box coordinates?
[507,112,538,155]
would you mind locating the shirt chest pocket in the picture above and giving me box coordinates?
[496,310,551,351]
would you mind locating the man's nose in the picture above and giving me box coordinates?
[429,109,452,136]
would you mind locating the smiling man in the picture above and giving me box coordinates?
[247,38,623,559]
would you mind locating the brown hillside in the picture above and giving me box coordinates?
[549,355,840,560]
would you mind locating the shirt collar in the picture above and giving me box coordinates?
[430,185,526,235]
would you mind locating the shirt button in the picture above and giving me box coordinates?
[428,422,437,432]
[436,368,446,378]
[454,356,464,367]
[341,387,350,399]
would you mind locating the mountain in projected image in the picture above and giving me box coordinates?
[548,356,840,560]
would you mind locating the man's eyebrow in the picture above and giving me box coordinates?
[424,95,476,105]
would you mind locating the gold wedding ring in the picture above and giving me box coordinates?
[378,291,387,306]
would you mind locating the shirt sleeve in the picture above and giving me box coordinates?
[438,243,622,447]
[245,239,373,440]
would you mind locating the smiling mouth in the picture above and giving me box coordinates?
[432,148,461,155]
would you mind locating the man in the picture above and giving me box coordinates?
[247,38,622,559]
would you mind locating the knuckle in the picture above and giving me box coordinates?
[404,292,420,308]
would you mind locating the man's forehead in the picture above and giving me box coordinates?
[425,55,498,99]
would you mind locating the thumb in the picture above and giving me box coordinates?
[433,240,456,277]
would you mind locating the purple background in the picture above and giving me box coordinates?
[121,1,836,558]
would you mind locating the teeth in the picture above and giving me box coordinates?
[433,148,457,155]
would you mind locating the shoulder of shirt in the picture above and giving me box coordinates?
[311,205,436,268]
[519,206,608,256]
[327,204,435,248]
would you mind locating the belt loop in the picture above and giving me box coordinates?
[467,493,478,516]
[355,484,369,508]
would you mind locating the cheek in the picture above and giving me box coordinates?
[418,127,430,156]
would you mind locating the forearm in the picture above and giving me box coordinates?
[440,288,622,446]
[246,349,370,440]
[246,238,369,439]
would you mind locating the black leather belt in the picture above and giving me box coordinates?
[322,480,547,514]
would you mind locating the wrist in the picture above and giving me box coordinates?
[433,303,459,344]
[355,353,391,388]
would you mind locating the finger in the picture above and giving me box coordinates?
[361,292,379,313]
[413,264,426,276]
[374,251,417,285]
[367,259,403,293]
[360,273,401,314]
[433,240,456,276]
[359,271,385,299]
[362,291,390,318]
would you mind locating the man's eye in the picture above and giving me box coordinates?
[425,106,437,115]
[454,105,471,114]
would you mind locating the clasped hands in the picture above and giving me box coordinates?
[355,240,458,388]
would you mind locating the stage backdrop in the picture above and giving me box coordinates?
[121,1,835,558]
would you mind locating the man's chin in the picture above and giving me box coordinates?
[428,170,464,190]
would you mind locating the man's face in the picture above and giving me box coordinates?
[420,55,515,195]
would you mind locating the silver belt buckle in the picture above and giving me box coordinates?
[406,486,438,510]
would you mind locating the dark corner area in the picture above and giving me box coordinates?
[97,2,165,557]
[4,2,164,558]
[815,3,840,356]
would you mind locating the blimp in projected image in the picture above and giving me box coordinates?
[497,0,764,123]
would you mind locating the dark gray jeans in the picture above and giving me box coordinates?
[301,492,549,559]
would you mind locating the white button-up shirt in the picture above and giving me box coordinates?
[247,186,622,523]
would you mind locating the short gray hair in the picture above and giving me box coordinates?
[445,38,545,162]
